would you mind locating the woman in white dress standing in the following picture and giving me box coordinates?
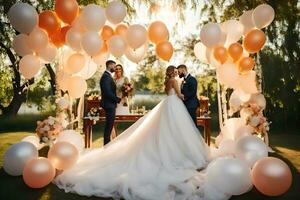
[54,66,229,200]
[114,64,130,115]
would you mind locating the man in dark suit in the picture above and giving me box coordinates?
[177,64,199,126]
[100,60,121,145]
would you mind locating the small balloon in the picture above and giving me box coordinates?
[115,24,128,38]
[252,157,292,196]
[126,24,147,49]
[4,142,38,176]
[221,20,243,46]
[19,55,42,80]
[252,4,275,29]
[12,34,33,57]
[125,42,148,63]
[38,44,58,63]
[48,141,79,170]
[39,11,61,34]
[239,10,255,35]
[101,25,114,41]
[55,0,79,24]
[105,0,127,24]
[194,42,209,64]
[65,53,86,74]
[213,46,228,64]
[66,27,83,51]
[28,27,49,52]
[156,41,173,61]
[228,43,243,62]
[238,57,255,74]
[81,31,103,56]
[23,157,55,188]
[82,4,106,31]
[108,35,126,58]
[148,21,169,44]
[243,29,266,53]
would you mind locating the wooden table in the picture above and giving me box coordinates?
[83,115,211,148]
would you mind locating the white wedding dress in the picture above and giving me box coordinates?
[54,89,229,200]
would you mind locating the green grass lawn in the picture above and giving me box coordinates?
[0,130,299,200]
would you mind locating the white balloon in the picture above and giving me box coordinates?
[108,35,126,57]
[37,44,57,63]
[238,70,258,94]
[105,1,127,24]
[125,42,148,63]
[239,10,255,35]
[235,135,268,167]
[252,4,275,29]
[207,157,252,195]
[234,125,254,140]
[221,20,243,46]
[249,93,266,110]
[222,118,245,140]
[22,136,41,150]
[28,27,49,52]
[81,31,103,56]
[82,4,106,31]
[218,139,236,155]
[200,22,222,48]
[216,61,239,88]
[12,34,33,57]
[194,42,209,64]
[56,130,84,151]
[126,24,147,49]
[66,28,83,51]
[8,3,38,34]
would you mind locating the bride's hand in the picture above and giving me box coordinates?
[178,94,184,100]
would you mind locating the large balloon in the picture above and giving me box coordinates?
[207,157,252,195]
[148,21,169,44]
[238,57,255,74]
[82,4,106,31]
[81,31,103,56]
[12,34,33,57]
[66,27,83,51]
[252,157,292,196]
[125,42,148,63]
[252,4,275,29]
[200,23,222,48]
[3,142,38,176]
[126,24,147,49]
[55,0,79,24]
[105,0,127,24]
[239,10,255,35]
[216,61,239,88]
[156,41,173,61]
[19,55,41,79]
[56,130,85,151]
[65,53,86,74]
[228,43,243,62]
[101,25,114,41]
[23,157,55,188]
[235,135,268,167]
[8,3,38,34]
[213,46,228,64]
[108,35,126,57]
[28,27,49,52]
[221,20,243,46]
[48,141,79,170]
[243,29,266,53]
[194,42,209,64]
[67,76,87,98]
[39,11,60,34]
[38,44,58,63]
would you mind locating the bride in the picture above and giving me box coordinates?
[54,66,226,200]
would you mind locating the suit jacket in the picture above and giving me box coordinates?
[100,71,120,109]
[181,74,200,108]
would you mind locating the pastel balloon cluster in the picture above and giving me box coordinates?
[194,4,275,93]
[3,130,84,188]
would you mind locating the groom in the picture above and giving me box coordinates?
[177,64,199,126]
[100,60,121,145]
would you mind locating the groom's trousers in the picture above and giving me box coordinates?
[187,107,197,127]
[103,107,116,145]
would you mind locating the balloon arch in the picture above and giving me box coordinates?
[3,0,293,197]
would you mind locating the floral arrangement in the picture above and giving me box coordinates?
[36,116,63,144]
[87,93,100,101]
[121,83,134,106]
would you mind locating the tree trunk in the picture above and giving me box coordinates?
[45,64,56,95]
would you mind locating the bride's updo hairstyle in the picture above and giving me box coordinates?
[164,65,176,88]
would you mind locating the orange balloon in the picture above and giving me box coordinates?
[101,25,114,41]
[243,29,266,53]
[148,21,169,44]
[60,25,71,43]
[55,0,79,24]
[100,42,108,54]
[252,157,292,196]
[238,57,255,74]
[156,41,173,61]
[50,26,70,47]
[39,11,60,34]
[213,46,228,64]
[228,43,243,62]
[115,24,128,36]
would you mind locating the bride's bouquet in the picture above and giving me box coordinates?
[36,116,63,145]
[121,83,134,106]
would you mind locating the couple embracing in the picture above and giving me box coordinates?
[54,61,217,200]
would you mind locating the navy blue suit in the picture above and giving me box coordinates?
[181,74,199,126]
[100,71,121,145]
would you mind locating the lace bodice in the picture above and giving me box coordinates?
[167,88,176,96]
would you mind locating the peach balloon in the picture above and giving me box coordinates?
[23,158,55,188]
[48,142,79,170]
[82,4,106,31]
[101,25,114,41]
[213,46,228,64]
[238,70,258,94]
[156,41,173,61]
[66,27,82,51]
[12,34,33,57]
[252,157,292,196]
[38,44,58,63]
[115,24,128,37]
[65,53,86,74]
[39,11,60,34]
[55,0,79,24]
[105,0,127,24]
[108,35,126,58]
[81,31,103,56]
[148,21,169,44]
[239,10,255,35]
[228,43,243,62]
[238,57,255,74]
[19,55,41,79]
[243,29,266,53]
[67,76,87,98]
[60,26,72,43]
[28,27,49,52]
[126,24,147,49]
[252,4,275,29]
